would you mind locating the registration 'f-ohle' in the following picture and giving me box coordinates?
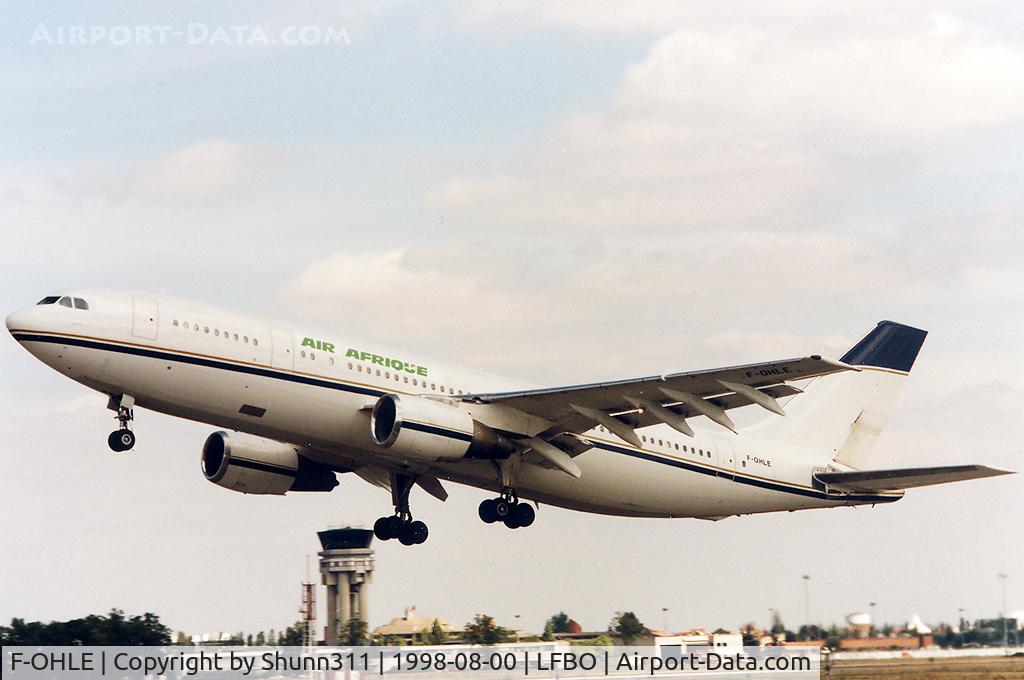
[7,290,1012,547]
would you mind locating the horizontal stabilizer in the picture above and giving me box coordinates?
[815,465,1012,493]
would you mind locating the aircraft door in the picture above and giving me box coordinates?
[715,437,736,480]
[131,296,159,339]
[270,328,294,370]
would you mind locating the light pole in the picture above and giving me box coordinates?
[869,602,877,636]
[999,574,1007,648]
[802,575,811,625]
[514,614,521,643]
[662,607,668,633]
[958,608,965,647]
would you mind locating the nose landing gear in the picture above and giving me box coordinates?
[106,394,136,452]
[478,489,536,529]
[373,472,429,545]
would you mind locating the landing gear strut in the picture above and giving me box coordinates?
[106,394,136,452]
[478,488,535,529]
[373,472,429,545]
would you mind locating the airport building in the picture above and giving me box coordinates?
[372,606,461,643]
[318,528,374,645]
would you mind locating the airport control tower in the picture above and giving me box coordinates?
[318,528,374,645]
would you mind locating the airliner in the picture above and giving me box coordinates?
[7,290,1011,547]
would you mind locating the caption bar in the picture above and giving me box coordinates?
[5,645,818,679]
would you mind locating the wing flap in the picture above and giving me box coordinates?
[468,356,843,438]
[471,357,847,419]
[815,465,1013,492]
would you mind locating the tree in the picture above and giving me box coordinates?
[739,623,759,646]
[571,634,614,646]
[609,612,648,644]
[279,621,306,646]
[797,624,823,641]
[426,619,447,645]
[547,612,572,634]
[255,631,266,646]
[246,633,254,646]
[344,618,368,645]
[0,609,170,646]
[463,615,511,644]
[770,610,786,635]
[541,621,555,642]
[174,632,194,646]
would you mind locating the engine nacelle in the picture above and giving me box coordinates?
[369,394,517,462]
[201,431,338,495]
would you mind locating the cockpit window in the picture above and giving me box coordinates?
[58,296,73,308]
[73,298,89,310]
[37,296,60,305]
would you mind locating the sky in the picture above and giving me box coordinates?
[1,1,1022,639]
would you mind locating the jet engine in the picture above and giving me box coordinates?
[369,394,516,462]
[201,431,338,495]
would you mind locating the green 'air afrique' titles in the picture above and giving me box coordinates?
[346,347,428,376]
[301,337,430,376]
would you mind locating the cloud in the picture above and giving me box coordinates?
[431,9,1024,233]
[129,138,276,200]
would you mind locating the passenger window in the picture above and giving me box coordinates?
[36,296,60,305]
[233,333,238,341]
[73,298,89,310]
[173,319,179,327]
[310,352,315,360]
[329,357,334,365]
[357,365,363,372]
[214,329,219,336]
[404,376,409,383]
[253,338,258,346]
[301,350,306,358]
[58,296,73,308]
[375,369,381,376]
[347,362,353,370]
[384,371,390,379]
[204,326,210,334]
[413,379,418,386]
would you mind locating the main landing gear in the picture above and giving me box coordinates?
[479,489,535,529]
[106,394,136,452]
[373,472,429,546]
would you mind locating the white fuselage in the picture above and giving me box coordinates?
[6,289,901,519]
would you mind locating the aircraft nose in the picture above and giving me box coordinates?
[6,307,32,335]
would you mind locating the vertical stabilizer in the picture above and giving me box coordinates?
[747,321,927,469]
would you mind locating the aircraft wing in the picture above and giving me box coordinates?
[468,356,853,447]
[815,465,1013,492]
